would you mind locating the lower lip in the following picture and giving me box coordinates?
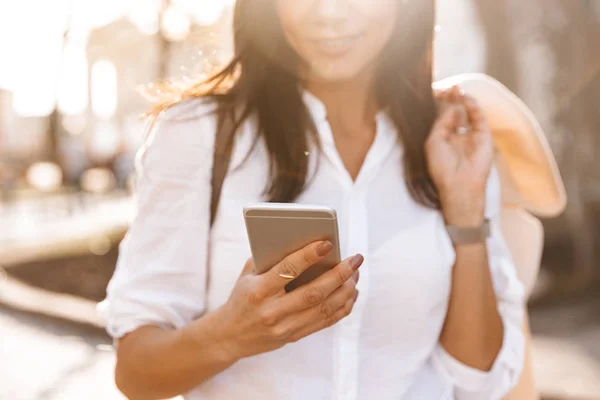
[312,35,364,57]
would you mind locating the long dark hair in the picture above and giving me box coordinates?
[154,0,439,209]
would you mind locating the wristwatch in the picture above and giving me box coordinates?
[446,219,491,245]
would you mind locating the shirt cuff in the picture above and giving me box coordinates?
[97,298,182,340]
[430,316,525,397]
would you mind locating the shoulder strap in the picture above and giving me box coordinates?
[202,111,235,317]
[210,110,236,227]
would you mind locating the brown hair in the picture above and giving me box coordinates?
[152,0,440,208]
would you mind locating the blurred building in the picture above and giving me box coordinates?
[0,0,234,192]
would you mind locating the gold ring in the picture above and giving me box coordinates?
[278,273,296,280]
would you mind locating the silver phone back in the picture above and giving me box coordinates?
[244,203,341,291]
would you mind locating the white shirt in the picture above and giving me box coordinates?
[99,90,525,400]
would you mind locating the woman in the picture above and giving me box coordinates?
[101,1,526,399]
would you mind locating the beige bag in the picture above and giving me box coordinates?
[435,73,568,400]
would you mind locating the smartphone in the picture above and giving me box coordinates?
[243,203,341,292]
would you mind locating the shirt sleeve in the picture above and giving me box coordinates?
[430,166,526,400]
[97,99,217,339]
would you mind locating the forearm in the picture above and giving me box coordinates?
[439,189,504,371]
[115,309,237,400]
[439,241,504,371]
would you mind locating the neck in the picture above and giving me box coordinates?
[304,69,378,137]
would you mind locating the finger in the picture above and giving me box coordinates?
[434,88,452,100]
[275,278,357,336]
[262,240,335,293]
[454,104,470,135]
[450,85,466,103]
[463,97,488,132]
[435,89,454,114]
[431,105,461,140]
[445,88,470,133]
[287,292,358,343]
[275,254,363,314]
[435,92,452,115]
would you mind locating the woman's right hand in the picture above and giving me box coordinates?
[212,241,363,361]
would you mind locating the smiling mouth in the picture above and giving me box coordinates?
[311,34,364,56]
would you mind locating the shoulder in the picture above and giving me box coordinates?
[159,96,219,123]
[144,97,221,157]
[138,97,220,181]
[149,96,219,147]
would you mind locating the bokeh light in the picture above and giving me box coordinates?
[26,162,63,192]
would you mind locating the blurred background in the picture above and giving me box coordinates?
[0,0,599,399]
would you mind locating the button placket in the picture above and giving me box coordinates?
[334,188,370,400]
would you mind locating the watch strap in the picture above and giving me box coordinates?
[446,219,491,244]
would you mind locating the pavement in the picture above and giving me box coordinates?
[0,305,122,400]
[0,193,133,400]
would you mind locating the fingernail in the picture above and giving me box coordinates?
[350,254,364,271]
[316,241,334,257]
[354,290,360,302]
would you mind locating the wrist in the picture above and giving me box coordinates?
[443,208,485,227]
[185,308,241,366]
[440,192,486,227]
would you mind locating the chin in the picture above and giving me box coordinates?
[307,61,365,83]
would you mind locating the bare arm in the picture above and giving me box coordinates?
[438,203,504,371]
[115,310,236,400]
[427,89,525,398]
[428,88,504,369]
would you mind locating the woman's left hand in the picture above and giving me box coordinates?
[426,86,494,225]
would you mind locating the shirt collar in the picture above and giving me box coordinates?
[301,88,397,146]
[301,89,328,125]
[300,88,400,188]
